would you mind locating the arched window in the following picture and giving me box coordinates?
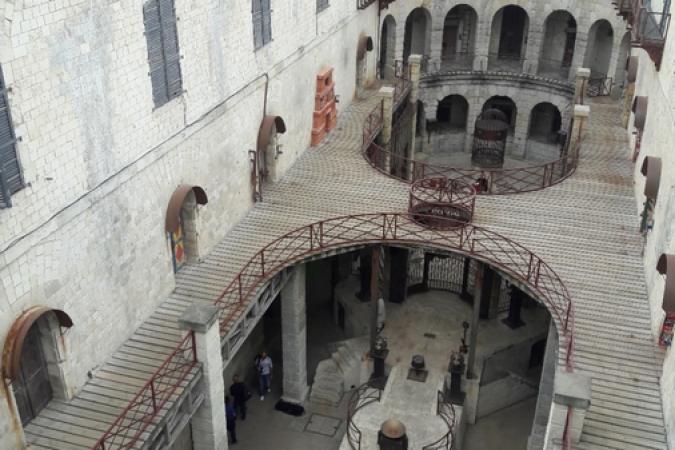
[380,15,397,80]
[539,11,577,80]
[441,5,478,70]
[489,5,529,71]
[403,7,431,62]
[483,96,517,132]
[584,20,614,77]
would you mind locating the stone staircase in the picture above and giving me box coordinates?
[309,337,369,405]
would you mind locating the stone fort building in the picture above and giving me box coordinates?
[0,0,672,449]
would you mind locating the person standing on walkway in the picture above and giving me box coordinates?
[225,396,237,444]
[257,351,273,400]
[229,374,249,420]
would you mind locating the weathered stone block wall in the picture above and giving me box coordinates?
[0,1,378,446]
[630,8,675,444]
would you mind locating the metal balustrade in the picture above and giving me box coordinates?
[347,379,385,450]
[409,177,476,230]
[422,391,456,450]
[91,332,198,450]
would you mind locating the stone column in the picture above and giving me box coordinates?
[466,262,483,379]
[474,17,491,71]
[408,54,422,170]
[574,68,591,105]
[178,305,228,450]
[281,264,309,404]
[569,105,590,161]
[543,369,592,449]
[524,24,543,75]
[377,86,395,174]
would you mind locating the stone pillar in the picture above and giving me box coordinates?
[473,17,490,71]
[466,262,483,379]
[178,305,228,450]
[569,105,590,160]
[389,247,409,304]
[574,68,591,105]
[543,369,592,449]
[281,264,309,404]
[524,24,542,74]
[623,82,636,128]
[408,54,422,171]
[377,86,395,173]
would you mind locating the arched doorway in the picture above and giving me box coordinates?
[584,20,614,77]
[380,15,396,80]
[483,96,517,133]
[165,185,208,272]
[528,103,562,143]
[538,10,577,79]
[3,307,73,426]
[441,5,478,70]
[256,115,287,190]
[356,34,374,95]
[403,7,431,62]
[614,32,632,91]
[437,95,469,130]
[489,5,529,71]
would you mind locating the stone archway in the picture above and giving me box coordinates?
[538,10,577,80]
[489,5,529,71]
[165,185,208,272]
[584,20,614,77]
[403,7,432,62]
[380,15,397,80]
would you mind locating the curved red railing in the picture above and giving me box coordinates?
[409,177,476,229]
[364,140,580,195]
[92,332,197,450]
[210,213,574,369]
[362,101,384,151]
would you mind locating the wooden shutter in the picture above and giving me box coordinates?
[143,0,168,106]
[159,0,182,99]
[0,65,21,208]
[317,0,329,12]
[262,0,272,45]
[143,0,182,107]
[252,0,264,49]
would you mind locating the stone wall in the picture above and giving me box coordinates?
[630,8,675,445]
[419,73,573,157]
[0,1,378,447]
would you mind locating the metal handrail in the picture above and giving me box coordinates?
[588,76,613,97]
[210,212,574,371]
[422,391,456,450]
[363,100,384,151]
[347,378,385,450]
[393,60,412,106]
[91,332,198,450]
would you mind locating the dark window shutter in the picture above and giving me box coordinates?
[143,0,182,107]
[316,0,329,12]
[262,0,272,45]
[252,0,264,49]
[0,65,21,208]
[158,0,182,98]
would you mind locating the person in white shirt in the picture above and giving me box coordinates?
[256,351,273,400]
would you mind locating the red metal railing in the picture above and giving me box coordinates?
[91,332,197,450]
[409,177,476,229]
[364,140,579,196]
[422,391,456,450]
[362,100,384,151]
[210,213,574,368]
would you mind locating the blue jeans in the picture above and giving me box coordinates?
[259,373,271,395]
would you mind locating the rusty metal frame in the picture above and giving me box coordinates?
[91,331,197,450]
[2,307,73,381]
[421,391,456,450]
[409,177,476,229]
[641,156,662,199]
[165,185,208,233]
[657,254,675,313]
[347,378,384,450]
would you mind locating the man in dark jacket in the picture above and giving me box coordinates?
[229,374,248,420]
[225,396,237,444]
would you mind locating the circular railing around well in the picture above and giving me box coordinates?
[409,177,476,230]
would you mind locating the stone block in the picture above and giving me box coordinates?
[553,369,591,410]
